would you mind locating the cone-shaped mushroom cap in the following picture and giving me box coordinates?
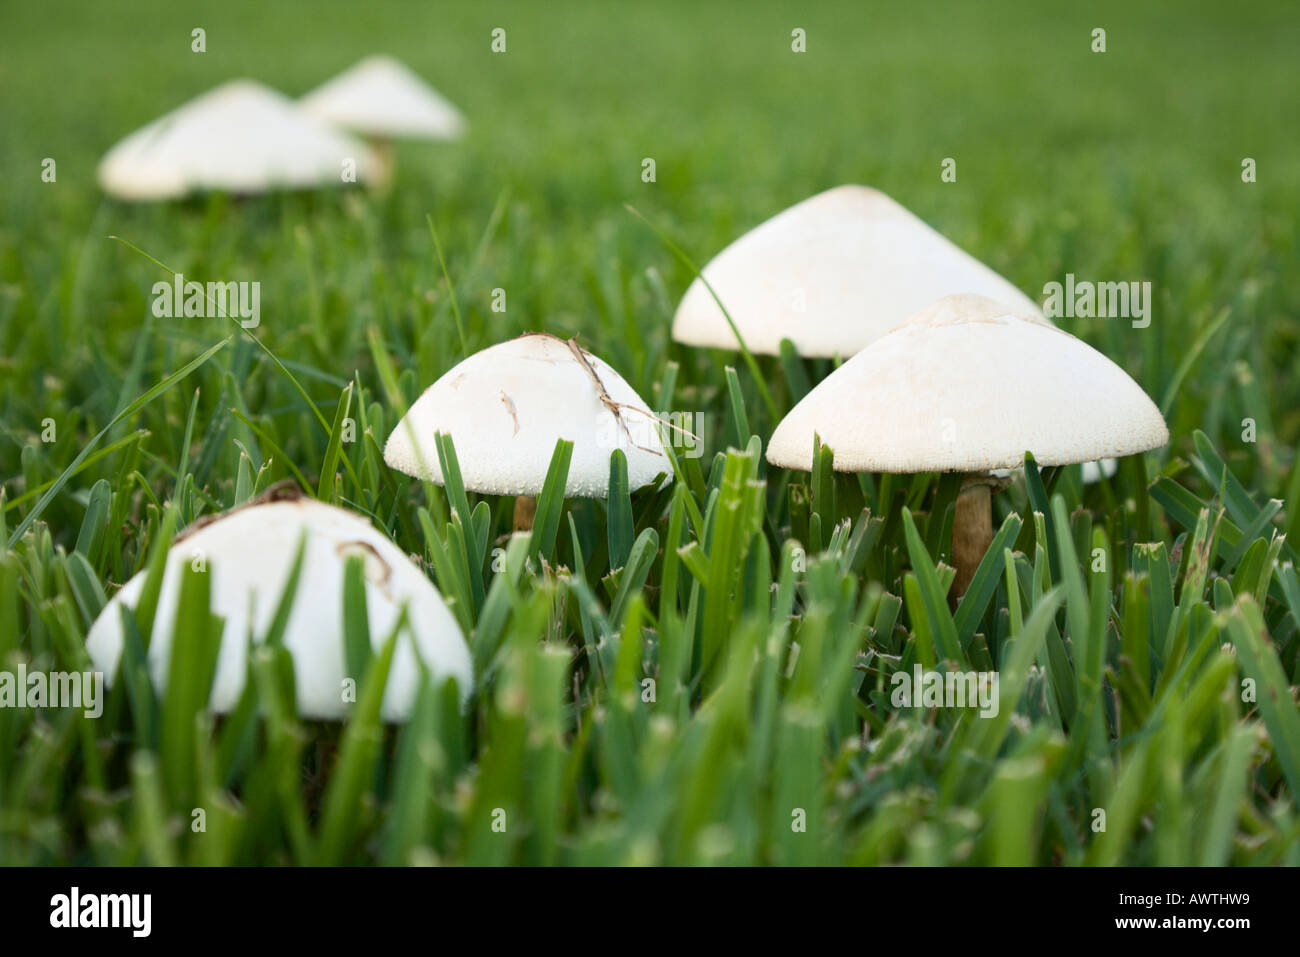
[84,492,472,721]
[300,55,467,140]
[767,294,1168,473]
[384,334,667,497]
[98,80,376,201]
[672,185,1044,358]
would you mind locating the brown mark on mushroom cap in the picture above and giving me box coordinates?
[335,539,394,598]
[173,480,305,544]
[499,390,521,436]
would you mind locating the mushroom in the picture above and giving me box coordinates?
[97,80,376,201]
[300,55,467,183]
[84,486,472,721]
[766,294,1168,599]
[383,333,667,529]
[672,184,1043,359]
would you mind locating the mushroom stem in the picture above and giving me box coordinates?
[512,495,537,533]
[951,473,994,605]
[369,137,394,189]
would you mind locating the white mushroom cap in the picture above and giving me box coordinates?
[85,494,472,721]
[767,294,1168,473]
[98,80,376,201]
[384,334,668,497]
[672,185,1044,358]
[300,55,467,140]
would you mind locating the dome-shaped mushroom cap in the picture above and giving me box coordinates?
[97,80,376,201]
[300,55,467,140]
[84,495,472,722]
[672,185,1044,358]
[384,334,668,497]
[767,294,1169,473]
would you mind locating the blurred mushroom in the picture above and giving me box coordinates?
[300,55,466,182]
[767,294,1168,599]
[672,184,1043,359]
[85,487,471,721]
[98,79,376,201]
[990,456,1118,486]
[1082,458,1119,484]
[383,333,667,529]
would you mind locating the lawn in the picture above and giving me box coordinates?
[0,0,1298,865]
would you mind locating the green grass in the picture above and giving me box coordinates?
[1,0,1298,865]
